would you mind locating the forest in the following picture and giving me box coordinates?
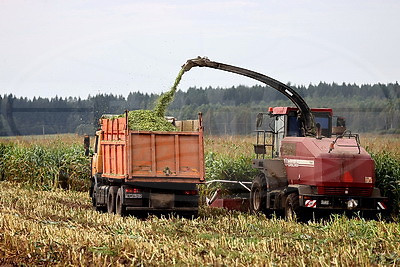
[0,82,399,136]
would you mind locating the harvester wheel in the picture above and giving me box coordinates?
[107,186,118,214]
[285,193,300,221]
[116,187,126,216]
[250,175,266,214]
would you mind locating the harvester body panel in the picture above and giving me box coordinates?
[281,137,375,196]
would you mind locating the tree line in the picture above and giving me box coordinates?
[0,82,399,136]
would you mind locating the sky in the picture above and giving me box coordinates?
[0,0,399,99]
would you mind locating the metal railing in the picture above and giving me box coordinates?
[254,130,275,159]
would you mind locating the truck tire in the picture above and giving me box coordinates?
[116,187,126,216]
[91,183,106,213]
[285,193,300,221]
[91,184,97,207]
[250,175,266,214]
[107,186,118,214]
[89,177,94,199]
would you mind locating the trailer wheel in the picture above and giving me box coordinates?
[107,186,118,214]
[285,193,300,221]
[250,175,266,213]
[116,187,126,216]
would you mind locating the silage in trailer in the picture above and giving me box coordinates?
[112,67,186,132]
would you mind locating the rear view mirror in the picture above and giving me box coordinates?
[337,117,346,127]
[256,113,264,128]
[332,117,346,135]
[84,135,90,156]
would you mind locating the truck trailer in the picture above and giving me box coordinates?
[88,113,205,217]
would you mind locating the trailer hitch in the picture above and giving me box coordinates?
[205,180,252,206]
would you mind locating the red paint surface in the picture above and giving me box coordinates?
[281,136,374,196]
[270,107,333,116]
[210,199,250,212]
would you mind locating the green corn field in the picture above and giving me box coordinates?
[0,136,90,191]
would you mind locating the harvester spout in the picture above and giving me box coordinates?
[182,57,212,72]
[181,56,316,136]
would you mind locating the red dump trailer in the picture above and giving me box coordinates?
[88,113,205,217]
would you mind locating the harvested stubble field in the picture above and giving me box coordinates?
[1,181,400,266]
[0,134,400,265]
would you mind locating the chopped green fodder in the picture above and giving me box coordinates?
[154,67,185,118]
[114,67,186,131]
[125,110,176,131]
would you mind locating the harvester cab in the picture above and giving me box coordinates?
[255,107,336,158]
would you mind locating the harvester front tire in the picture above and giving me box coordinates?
[107,186,118,214]
[285,193,300,221]
[250,175,266,214]
[116,187,126,216]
